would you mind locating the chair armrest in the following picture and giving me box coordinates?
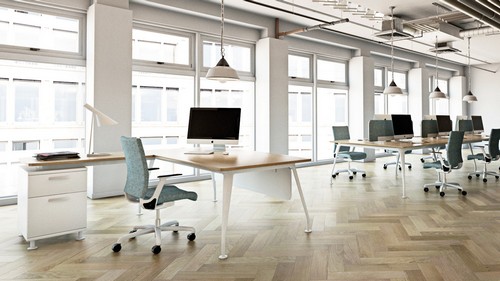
[140,173,183,210]
[148,167,160,171]
[158,173,182,178]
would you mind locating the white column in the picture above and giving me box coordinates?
[408,67,429,135]
[449,75,466,118]
[86,2,132,198]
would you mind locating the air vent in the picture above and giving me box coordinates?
[374,18,414,39]
[429,42,460,53]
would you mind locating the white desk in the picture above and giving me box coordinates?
[21,149,312,259]
[333,135,487,198]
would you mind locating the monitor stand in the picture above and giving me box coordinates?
[213,144,226,152]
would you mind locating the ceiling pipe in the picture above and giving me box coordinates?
[476,0,500,15]
[277,18,349,37]
[487,0,500,10]
[458,0,500,25]
[459,26,499,37]
[440,0,500,30]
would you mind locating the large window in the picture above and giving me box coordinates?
[289,85,312,158]
[203,39,252,74]
[375,69,408,114]
[132,28,191,66]
[317,58,346,83]
[288,54,311,80]
[0,6,80,53]
[317,88,348,160]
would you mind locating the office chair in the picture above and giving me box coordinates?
[368,119,412,172]
[331,126,366,181]
[466,128,500,182]
[423,130,467,197]
[420,119,444,163]
[112,136,198,254]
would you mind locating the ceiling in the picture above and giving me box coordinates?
[219,0,500,69]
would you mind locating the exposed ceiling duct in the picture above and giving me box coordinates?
[429,41,461,53]
[374,17,414,39]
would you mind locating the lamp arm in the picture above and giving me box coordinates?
[88,113,95,156]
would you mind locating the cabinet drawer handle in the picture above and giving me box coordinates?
[48,175,69,181]
[47,197,70,203]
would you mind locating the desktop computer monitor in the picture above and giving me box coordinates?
[187,107,241,150]
[436,115,452,136]
[391,114,414,140]
[471,115,484,134]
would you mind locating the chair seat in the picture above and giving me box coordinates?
[423,161,446,169]
[338,151,367,161]
[143,185,198,205]
[467,153,485,161]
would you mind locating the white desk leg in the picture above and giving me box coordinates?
[400,149,408,199]
[211,172,217,202]
[219,173,233,260]
[291,167,312,233]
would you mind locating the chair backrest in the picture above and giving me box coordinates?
[368,119,394,141]
[446,131,464,169]
[332,126,351,152]
[120,136,150,199]
[488,128,500,159]
[421,119,439,138]
[457,119,474,134]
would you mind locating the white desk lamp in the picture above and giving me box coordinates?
[84,103,118,157]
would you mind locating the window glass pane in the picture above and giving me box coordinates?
[54,82,78,122]
[13,140,39,151]
[14,80,39,122]
[0,82,6,122]
[288,55,310,79]
[133,29,190,65]
[2,8,79,52]
[288,85,312,158]
[388,71,407,90]
[435,79,449,114]
[374,93,384,114]
[317,59,346,83]
[203,40,251,72]
[53,139,77,149]
[139,87,162,122]
[374,68,383,87]
[387,95,408,114]
[317,88,348,160]
[199,79,255,151]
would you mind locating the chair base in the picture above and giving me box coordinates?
[331,168,366,180]
[383,161,412,170]
[468,170,500,182]
[423,181,467,197]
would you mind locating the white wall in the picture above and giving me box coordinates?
[470,64,500,132]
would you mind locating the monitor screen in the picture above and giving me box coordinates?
[436,115,452,136]
[471,115,484,133]
[187,107,241,146]
[391,114,414,140]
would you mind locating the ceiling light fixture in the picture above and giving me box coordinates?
[383,6,404,95]
[463,36,478,103]
[429,35,447,99]
[206,0,239,82]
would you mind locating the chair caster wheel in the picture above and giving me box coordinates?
[332,174,336,179]
[408,166,412,170]
[483,178,487,183]
[187,233,196,241]
[439,191,445,197]
[476,174,480,177]
[362,174,366,177]
[349,176,354,180]
[461,190,467,196]
[383,165,387,169]
[435,185,440,189]
[398,167,402,171]
[420,159,425,163]
[112,243,121,253]
[496,176,499,179]
[152,245,161,254]
[353,171,357,175]
[423,187,429,192]
[468,175,472,180]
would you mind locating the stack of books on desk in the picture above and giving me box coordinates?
[35,151,80,161]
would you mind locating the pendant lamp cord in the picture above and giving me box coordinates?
[467,36,471,93]
[435,35,439,87]
[390,6,395,82]
[220,0,225,58]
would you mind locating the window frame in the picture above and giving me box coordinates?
[316,56,348,88]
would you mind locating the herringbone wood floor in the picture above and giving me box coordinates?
[2,153,500,281]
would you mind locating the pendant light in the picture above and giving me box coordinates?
[463,36,478,103]
[429,35,447,99]
[383,6,403,95]
[206,0,239,82]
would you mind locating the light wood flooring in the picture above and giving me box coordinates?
[2,153,500,281]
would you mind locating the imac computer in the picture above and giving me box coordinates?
[186,107,241,153]
[423,115,436,120]
[471,115,484,134]
[436,115,452,137]
[391,114,414,140]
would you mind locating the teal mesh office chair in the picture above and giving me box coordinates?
[423,131,467,197]
[368,119,412,172]
[420,119,443,163]
[466,128,500,182]
[112,136,198,254]
[331,126,366,181]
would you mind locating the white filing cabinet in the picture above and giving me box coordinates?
[18,167,87,250]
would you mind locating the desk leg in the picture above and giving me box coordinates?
[211,172,217,202]
[400,149,408,199]
[291,167,312,233]
[219,173,233,260]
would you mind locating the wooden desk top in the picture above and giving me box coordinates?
[21,149,310,172]
[334,134,487,150]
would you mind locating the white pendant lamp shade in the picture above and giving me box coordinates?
[463,37,478,103]
[383,6,404,96]
[206,57,239,82]
[463,90,478,103]
[383,80,403,95]
[429,86,447,99]
[206,0,239,82]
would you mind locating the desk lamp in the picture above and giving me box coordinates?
[84,103,118,157]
